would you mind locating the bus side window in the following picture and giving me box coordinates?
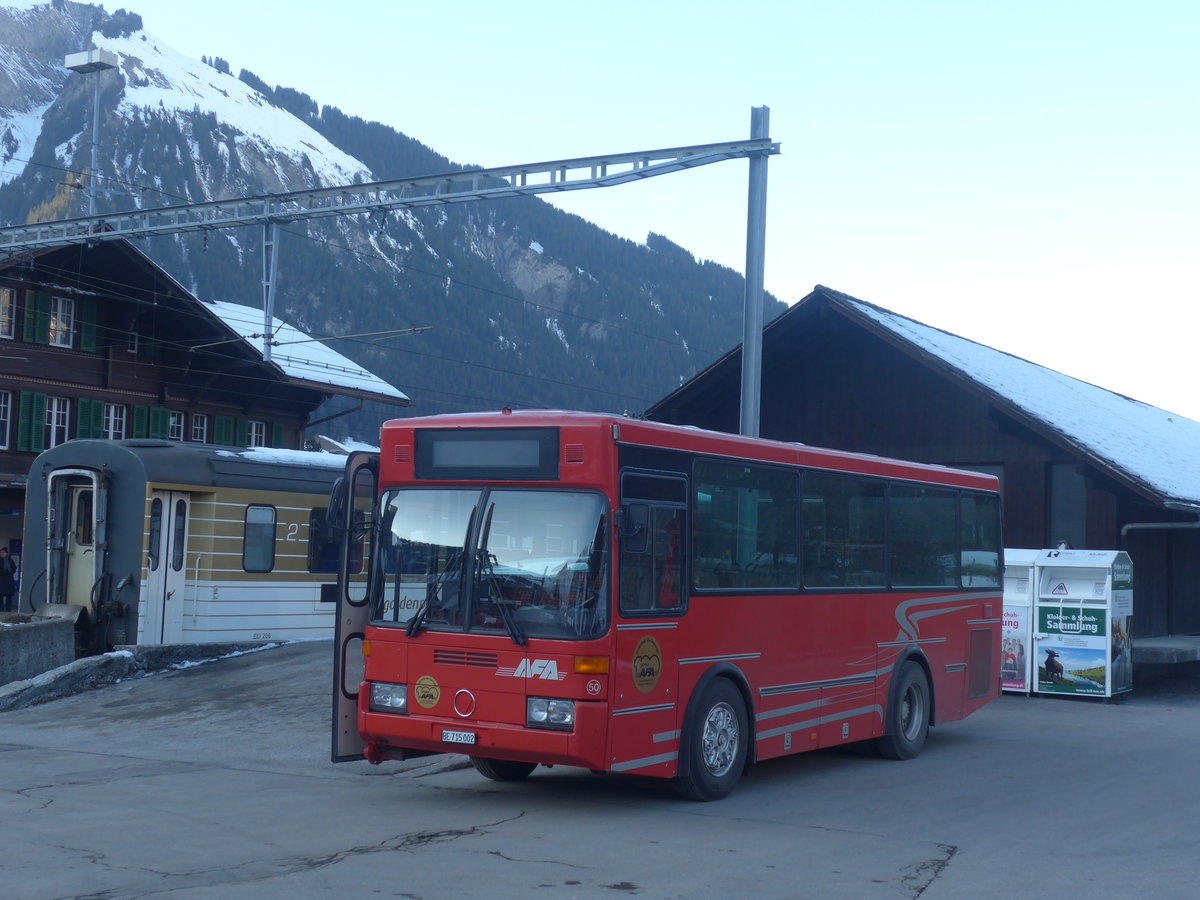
[960,493,1001,587]
[620,506,684,614]
[619,472,687,616]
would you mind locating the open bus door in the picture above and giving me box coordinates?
[331,451,378,763]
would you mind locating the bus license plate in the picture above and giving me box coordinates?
[442,729,476,745]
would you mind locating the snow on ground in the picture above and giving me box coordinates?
[0,100,52,186]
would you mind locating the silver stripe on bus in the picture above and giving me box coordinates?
[759,673,875,697]
[877,637,947,648]
[653,730,681,744]
[678,652,762,666]
[756,696,825,721]
[616,622,679,631]
[612,703,676,717]
[756,705,884,741]
[944,663,967,672]
[610,751,678,773]
[966,618,1002,625]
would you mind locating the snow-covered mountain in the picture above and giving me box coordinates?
[0,1,782,436]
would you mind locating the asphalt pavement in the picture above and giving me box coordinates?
[4,641,1200,899]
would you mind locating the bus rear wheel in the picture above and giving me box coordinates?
[875,661,930,760]
[470,756,537,782]
[675,679,748,802]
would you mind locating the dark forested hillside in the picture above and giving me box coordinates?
[0,2,784,441]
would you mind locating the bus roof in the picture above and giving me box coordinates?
[382,410,999,491]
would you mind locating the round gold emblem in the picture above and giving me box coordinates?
[414,675,440,709]
[632,636,662,694]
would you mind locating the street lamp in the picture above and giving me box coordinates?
[64,49,118,216]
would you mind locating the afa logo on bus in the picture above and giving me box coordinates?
[497,659,568,680]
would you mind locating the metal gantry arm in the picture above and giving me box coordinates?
[0,138,779,256]
[2,117,778,430]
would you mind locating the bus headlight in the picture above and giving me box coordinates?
[527,697,575,731]
[369,682,408,713]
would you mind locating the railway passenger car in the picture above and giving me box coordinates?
[20,439,347,652]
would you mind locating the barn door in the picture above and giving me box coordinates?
[144,491,190,644]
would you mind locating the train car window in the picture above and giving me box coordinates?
[74,490,94,546]
[308,507,340,573]
[148,498,163,571]
[171,499,187,572]
[243,505,276,573]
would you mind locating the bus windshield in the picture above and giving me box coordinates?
[372,488,609,641]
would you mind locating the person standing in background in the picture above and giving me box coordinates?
[0,546,16,612]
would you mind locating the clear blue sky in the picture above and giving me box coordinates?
[123,0,1200,420]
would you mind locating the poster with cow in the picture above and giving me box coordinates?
[1036,606,1107,696]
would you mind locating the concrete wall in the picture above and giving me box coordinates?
[0,619,75,685]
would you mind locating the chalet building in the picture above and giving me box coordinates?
[0,239,409,552]
[647,285,1200,640]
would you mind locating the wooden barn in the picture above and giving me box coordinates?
[647,285,1200,640]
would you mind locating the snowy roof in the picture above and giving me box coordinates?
[817,286,1200,510]
[200,300,409,404]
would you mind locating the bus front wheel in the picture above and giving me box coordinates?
[875,661,930,760]
[675,679,748,802]
[470,756,537,782]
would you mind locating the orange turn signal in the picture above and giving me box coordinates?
[360,639,372,658]
[574,656,609,675]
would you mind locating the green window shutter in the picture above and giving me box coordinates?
[270,423,284,448]
[77,399,102,439]
[17,392,36,452]
[149,407,170,439]
[80,300,97,352]
[234,419,248,447]
[27,393,47,453]
[215,415,233,446]
[22,298,35,344]
[78,399,93,439]
[24,292,50,345]
[132,406,149,439]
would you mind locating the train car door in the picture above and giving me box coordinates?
[144,491,191,644]
[45,469,106,616]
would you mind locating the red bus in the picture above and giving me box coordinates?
[331,410,1003,800]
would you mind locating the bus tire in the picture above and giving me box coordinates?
[874,661,930,761]
[675,679,748,802]
[470,756,537,782]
